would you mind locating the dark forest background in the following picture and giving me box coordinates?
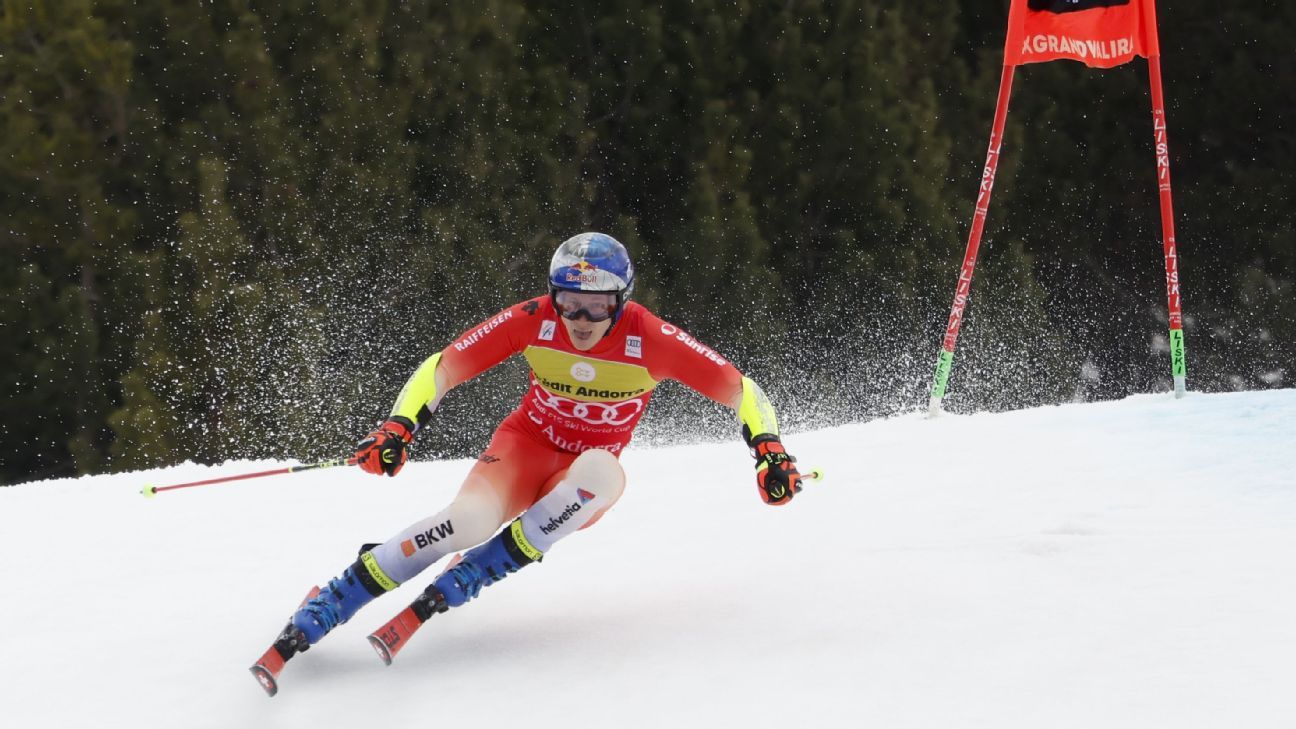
[3,1,1292,485]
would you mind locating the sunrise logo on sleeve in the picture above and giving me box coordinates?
[1006,0,1159,69]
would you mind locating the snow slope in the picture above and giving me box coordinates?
[2,390,1293,729]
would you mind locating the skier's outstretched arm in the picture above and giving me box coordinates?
[731,375,804,505]
[353,301,534,477]
[644,317,804,506]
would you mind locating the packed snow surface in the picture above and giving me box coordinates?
[2,390,1293,728]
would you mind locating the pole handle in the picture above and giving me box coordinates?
[798,466,825,491]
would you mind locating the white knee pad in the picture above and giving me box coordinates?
[370,491,506,585]
[517,448,625,553]
[567,448,625,501]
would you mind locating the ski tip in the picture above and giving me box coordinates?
[250,664,279,697]
[300,585,321,607]
[367,634,394,666]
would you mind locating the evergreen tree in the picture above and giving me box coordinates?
[0,0,138,481]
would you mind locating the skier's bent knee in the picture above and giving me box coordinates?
[565,448,625,503]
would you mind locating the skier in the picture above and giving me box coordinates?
[256,232,805,685]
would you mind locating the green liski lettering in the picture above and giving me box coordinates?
[1169,328,1187,377]
[930,350,955,399]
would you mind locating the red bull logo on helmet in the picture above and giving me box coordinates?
[565,259,602,285]
[560,261,627,290]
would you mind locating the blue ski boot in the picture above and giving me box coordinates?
[433,520,542,608]
[292,552,398,644]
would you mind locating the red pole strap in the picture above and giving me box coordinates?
[140,457,357,498]
[927,64,1017,416]
[1147,55,1187,397]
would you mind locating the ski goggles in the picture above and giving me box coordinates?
[552,289,620,322]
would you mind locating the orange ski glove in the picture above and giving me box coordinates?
[354,417,415,477]
[748,433,802,506]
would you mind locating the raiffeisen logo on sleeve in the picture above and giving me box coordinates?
[454,310,514,352]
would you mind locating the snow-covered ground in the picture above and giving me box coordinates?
[2,390,1293,728]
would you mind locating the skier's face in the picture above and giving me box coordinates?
[562,313,613,350]
[553,290,618,350]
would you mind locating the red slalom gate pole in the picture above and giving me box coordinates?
[140,457,357,498]
[1147,55,1187,397]
[927,64,1017,416]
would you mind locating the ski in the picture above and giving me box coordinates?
[249,586,320,697]
[367,554,461,665]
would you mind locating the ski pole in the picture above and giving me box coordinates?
[800,467,825,489]
[140,457,357,498]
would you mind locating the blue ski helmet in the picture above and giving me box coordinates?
[548,232,635,306]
